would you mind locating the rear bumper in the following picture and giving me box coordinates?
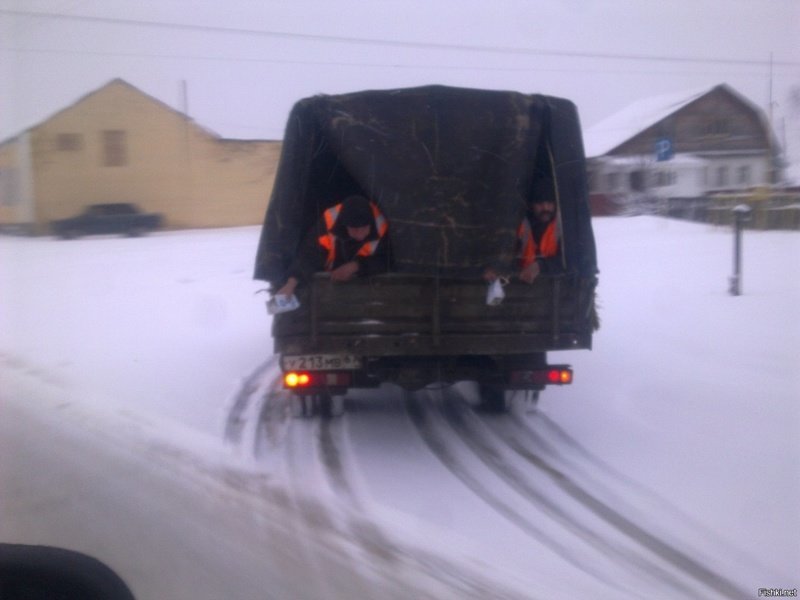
[280,353,572,394]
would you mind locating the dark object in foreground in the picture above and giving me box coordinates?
[51,203,162,239]
[255,85,598,413]
[0,544,136,600]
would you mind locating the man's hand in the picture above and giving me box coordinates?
[330,261,359,282]
[518,261,540,284]
[276,276,298,296]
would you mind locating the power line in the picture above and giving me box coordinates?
[2,8,799,68]
[1,45,778,79]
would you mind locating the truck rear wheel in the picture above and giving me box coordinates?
[318,394,333,418]
[304,395,325,417]
[477,384,509,413]
[292,393,344,418]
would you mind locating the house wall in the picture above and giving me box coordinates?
[0,140,22,226]
[589,156,708,200]
[12,80,280,234]
[704,155,770,190]
[188,137,280,229]
[0,134,36,231]
[649,163,705,198]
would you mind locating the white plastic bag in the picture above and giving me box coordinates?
[485,279,506,306]
[267,293,300,315]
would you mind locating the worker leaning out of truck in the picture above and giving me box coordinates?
[275,194,390,297]
[484,179,561,285]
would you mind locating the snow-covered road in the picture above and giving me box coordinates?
[219,359,761,598]
[1,217,798,598]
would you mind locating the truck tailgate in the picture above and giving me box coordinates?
[273,274,596,357]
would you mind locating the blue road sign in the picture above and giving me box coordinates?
[655,138,673,161]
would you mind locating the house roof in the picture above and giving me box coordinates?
[582,83,771,159]
[0,78,205,146]
[0,78,279,146]
[582,85,712,158]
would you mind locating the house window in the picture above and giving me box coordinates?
[56,133,83,151]
[655,171,676,187]
[737,165,751,186]
[716,166,729,188]
[102,130,127,167]
[630,170,646,192]
[705,118,730,137]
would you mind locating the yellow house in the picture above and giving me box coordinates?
[0,79,281,234]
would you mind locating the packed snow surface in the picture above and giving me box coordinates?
[1,217,798,599]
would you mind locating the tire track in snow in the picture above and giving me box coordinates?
[485,409,750,600]
[442,392,744,599]
[224,363,379,597]
[317,409,532,600]
[223,357,279,449]
[317,416,400,563]
[278,404,382,599]
[223,361,373,597]
[404,389,631,596]
[277,403,458,599]
[509,408,770,582]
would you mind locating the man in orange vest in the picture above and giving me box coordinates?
[484,193,560,285]
[517,194,560,282]
[275,195,390,297]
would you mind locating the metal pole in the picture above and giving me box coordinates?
[730,218,742,296]
[729,204,752,296]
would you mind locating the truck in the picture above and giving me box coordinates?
[51,203,163,239]
[254,85,598,414]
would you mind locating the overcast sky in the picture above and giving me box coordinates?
[1,0,798,162]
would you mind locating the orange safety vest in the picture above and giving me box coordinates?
[517,219,559,269]
[317,201,388,270]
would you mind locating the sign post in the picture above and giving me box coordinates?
[728,204,752,296]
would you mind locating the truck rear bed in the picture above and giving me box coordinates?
[273,273,596,358]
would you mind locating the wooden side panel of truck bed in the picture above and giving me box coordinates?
[272,273,596,357]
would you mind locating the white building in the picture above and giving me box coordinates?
[583,84,780,214]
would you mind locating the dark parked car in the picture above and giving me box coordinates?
[51,203,163,239]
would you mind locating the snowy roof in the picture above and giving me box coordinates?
[593,153,709,168]
[583,86,715,158]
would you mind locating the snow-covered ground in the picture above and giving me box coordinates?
[1,217,798,599]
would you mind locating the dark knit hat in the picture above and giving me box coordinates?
[339,195,373,227]
[530,176,556,204]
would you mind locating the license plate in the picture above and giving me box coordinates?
[281,354,362,371]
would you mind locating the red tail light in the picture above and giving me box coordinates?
[510,367,573,386]
[283,371,352,389]
[548,369,573,384]
[284,372,311,388]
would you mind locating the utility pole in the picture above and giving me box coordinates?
[181,80,193,218]
[767,53,777,185]
[181,80,189,117]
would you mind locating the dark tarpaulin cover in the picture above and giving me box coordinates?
[254,85,597,284]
